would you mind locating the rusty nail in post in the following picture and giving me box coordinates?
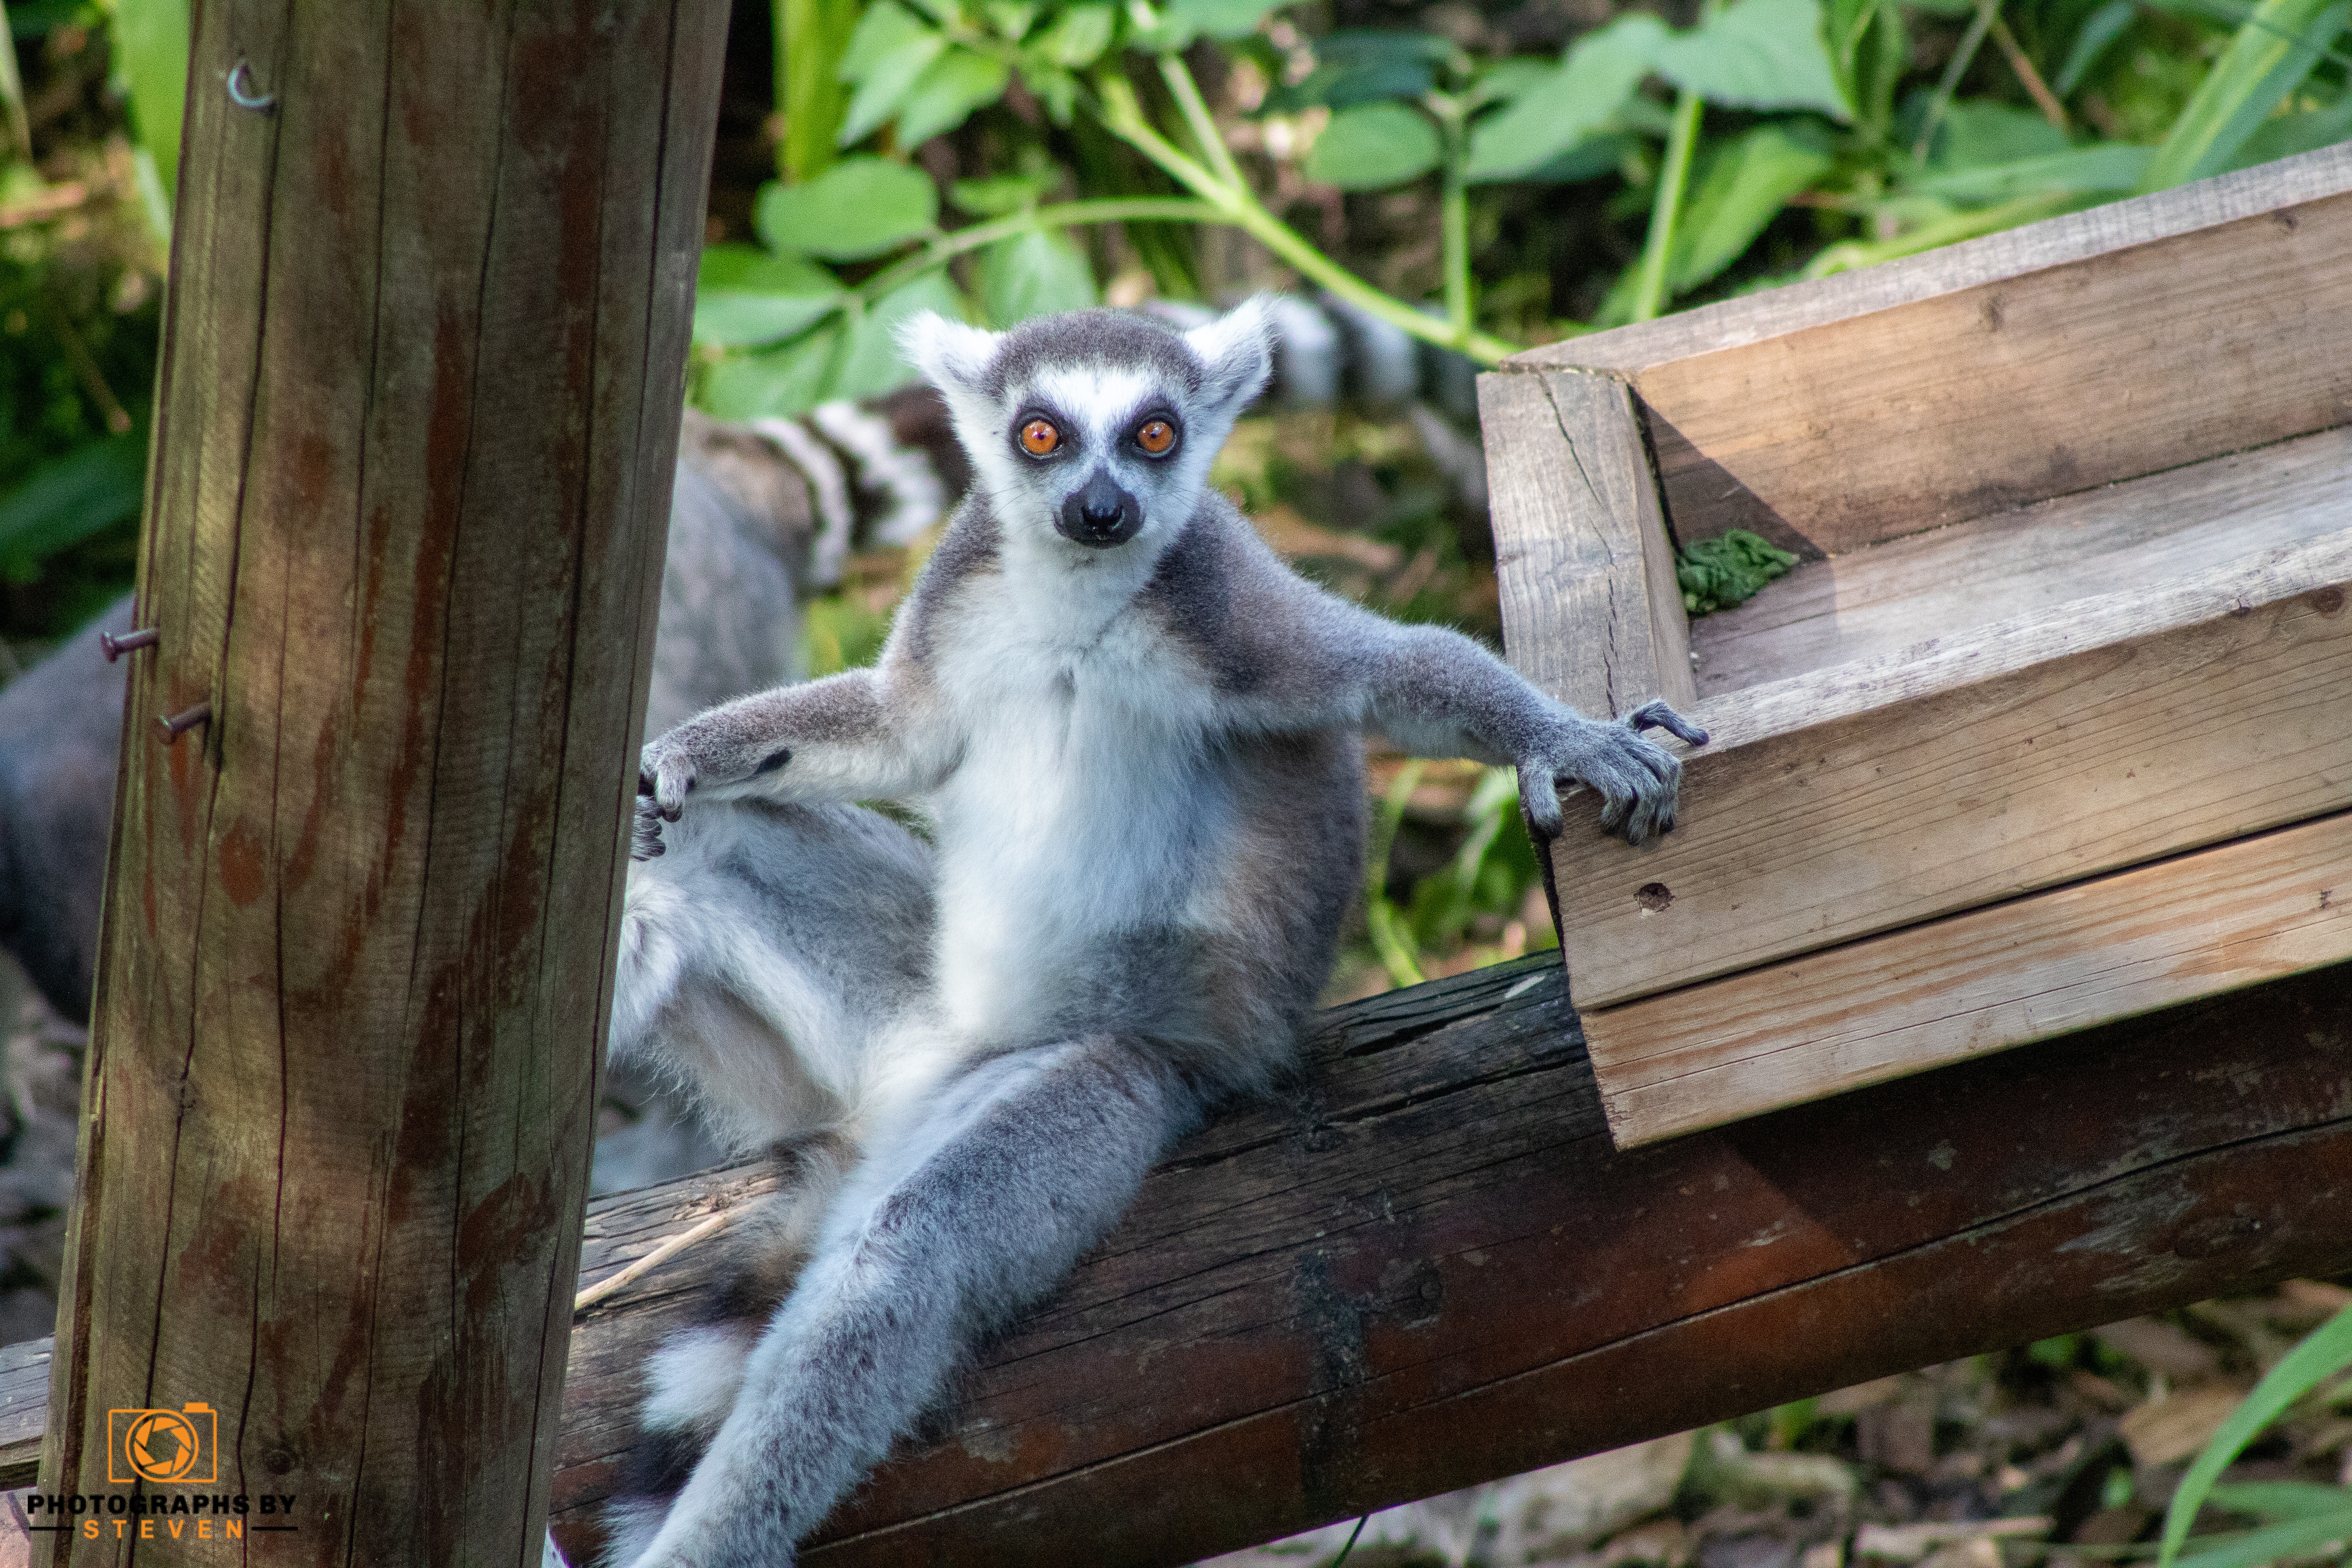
[225,59,276,112]
[157,702,211,744]
[99,627,160,662]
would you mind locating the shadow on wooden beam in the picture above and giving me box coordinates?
[544,953,2352,1565]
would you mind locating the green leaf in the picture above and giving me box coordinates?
[1468,57,1558,110]
[1038,3,1115,66]
[2056,0,2138,95]
[1827,0,1877,62]
[833,273,967,401]
[985,1,1038,40]
[2204,1481,2352,1521]
[692,245,841,347]
[1304,101,1443,190]
[2160,1303,2352,1567]
[0,434,147,577]
[2230,90,2352,168]
[2170,1509,2352,1568]
[1910,143,2153,201]
[2141,0,2351,191]
[893,47,1011,147]
[1671,125,1833,292]
[951,172,1051,215]
[1464,16,1662,181]
[1652,0,1853,120]
[1266,30,1454,112]
[755,158,939,260]
[779,0,859,182]
[111,0,192,201]
[700,328,843,420]
[838,0,945,147]
[1019,58,1081,123]
[1504,131,1639,185]
[1930,100,2074,167]
[977,228,1100,326]
[1141,0,1280,49]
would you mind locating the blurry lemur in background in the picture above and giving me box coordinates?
[601,302,1707,1566]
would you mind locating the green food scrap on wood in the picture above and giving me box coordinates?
[1677,529,1798,615]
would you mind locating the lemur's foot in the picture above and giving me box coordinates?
[639,714,795,823]
[1521,699,1709,847]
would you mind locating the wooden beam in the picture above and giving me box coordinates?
[538,955,2352,1566]
[1631,189,2352,554]
[1585,809,2352,1145]
[1479,371,1694,720]
[41,6,727,1562]
[1550,522,2352,1010]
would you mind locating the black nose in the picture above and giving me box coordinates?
[1057,470,1142,548]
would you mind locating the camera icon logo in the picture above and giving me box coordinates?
[108,1402,216,1484]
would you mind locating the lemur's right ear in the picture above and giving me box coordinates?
[1184,296,1276,419]
[898,312,1001,398]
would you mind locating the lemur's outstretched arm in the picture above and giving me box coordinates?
[1348,611,1705,843]
[637,660,954,831]
[1160,506,1707,843]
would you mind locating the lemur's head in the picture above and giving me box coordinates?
[900,301,1273,551]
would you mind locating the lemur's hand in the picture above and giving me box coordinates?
[639,714,794,823]
[1520,698,1709,846]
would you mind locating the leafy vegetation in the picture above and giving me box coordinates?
[685,0,2352,419]
[2159,1303,2352,1568]
[1676,528,1799,614]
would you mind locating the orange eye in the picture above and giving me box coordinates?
[1136,418,1177,456]
[1019,418,1061,457]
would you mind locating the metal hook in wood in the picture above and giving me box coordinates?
[157,702,211,744]
[99,627,159,662]
[225,59,275,112]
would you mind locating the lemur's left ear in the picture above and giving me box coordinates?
[898,312,1001,398]
[1184,296,1275,416]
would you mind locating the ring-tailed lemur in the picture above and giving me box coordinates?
[599,300,1705,1566]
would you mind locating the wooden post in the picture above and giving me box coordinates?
[39,4,727,1561]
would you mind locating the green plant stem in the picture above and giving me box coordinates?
[1156,51,1250,193]
[1095,74,1523,363]
[1913,0,2001,163]
[852,196,1219,303]
[1433,95,1472,340]
[1365,760,1430,989]
[1631,88,1702,322]
[1800,189,2082,278]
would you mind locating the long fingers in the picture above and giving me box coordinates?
[1624,698,1710,749]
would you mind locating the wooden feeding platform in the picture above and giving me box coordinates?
[1483,144,2352,1151]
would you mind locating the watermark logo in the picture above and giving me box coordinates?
[107,1402,216,1485]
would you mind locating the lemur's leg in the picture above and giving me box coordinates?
[612,797,934,1154]
[616,1035,1197,1568]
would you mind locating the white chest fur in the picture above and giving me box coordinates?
[923,558,1227,1043]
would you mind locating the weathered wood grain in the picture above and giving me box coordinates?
[43,8,727,1564]
[1585,810,2352,1146]
[0,1339,48,1489]
[1511,143,2352,377]
[536,956,2352,1566]
[1551,527,2352,1009]
[1637,187,2352,553]
[1687,424,2352,697]
[1479,371,1694,719]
